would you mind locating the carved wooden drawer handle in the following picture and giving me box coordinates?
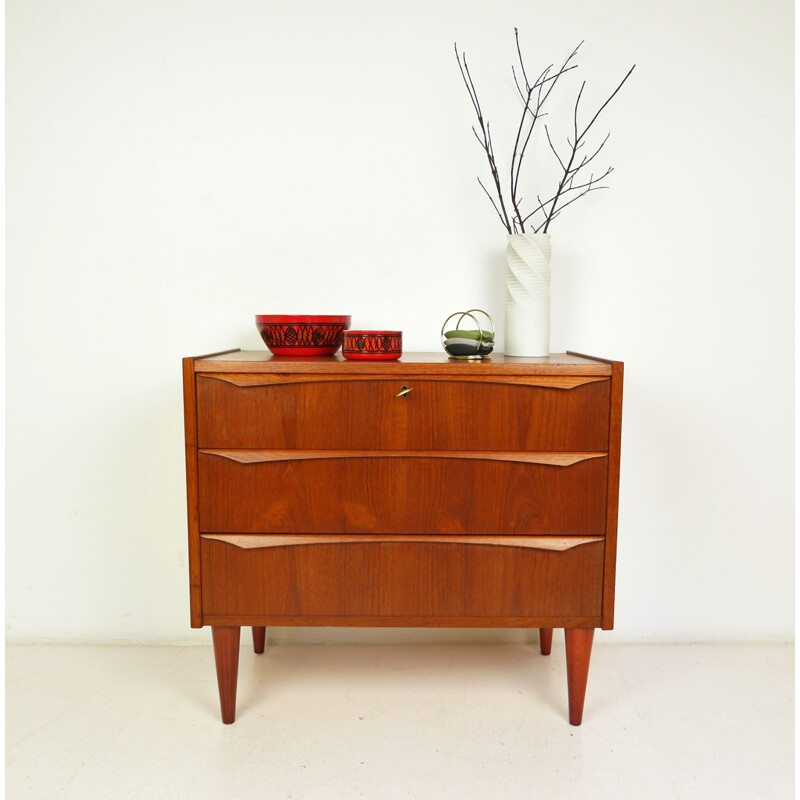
[202,534,604,552]
[201,373,610,390]
[396,385,413,397]
[201,449,607,466]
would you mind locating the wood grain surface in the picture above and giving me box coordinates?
[539,627,554,655]
[202,614,603,628]
[566,352,623,631]
[211,626,240,724]
[194,351,613,375]
[565,627,595,725]
[196,375,611,451]
[251,626,266,654]
[197,452,609,535]
[182,357,202,627]
[602,360,624,629]
[200,538,604,618]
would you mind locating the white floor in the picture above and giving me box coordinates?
[5,640,794,799]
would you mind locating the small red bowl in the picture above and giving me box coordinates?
[256,315,351,356]
[342,330,402,361]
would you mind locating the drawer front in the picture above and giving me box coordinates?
[198,451,608,535]
[200,535,604,618]
[196,374,610,451]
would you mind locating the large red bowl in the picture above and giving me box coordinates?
[255,315,351,356]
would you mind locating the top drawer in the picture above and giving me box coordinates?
[196,374,610,451]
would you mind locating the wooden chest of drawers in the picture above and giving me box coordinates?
[183,350,623,725]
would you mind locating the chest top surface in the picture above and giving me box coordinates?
[191,350,614,376]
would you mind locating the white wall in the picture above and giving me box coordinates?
[6,0,794,644]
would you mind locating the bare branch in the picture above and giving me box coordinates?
[545,125,566,171]
[486,121,496,159]
[535,66,551,108]
[522,196,552,228]
[549,184,610,219]
[576,65,636,146]
[454,44,482,120]
[521,166,615,226]
[456,32,632,234]
[521,41,582,121]
[541,66,628,233]
[477,177,510,229]
[509,41,583,231]
[573,81,585,144]
[570,132,610,174]
[530,195,547,232]
[514,27,531,92]
[512,65,526,102]
[455,43,513,232]
[471,126,488,152]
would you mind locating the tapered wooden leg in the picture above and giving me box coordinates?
[252,626,266,654]
[212,626,241,724]
[564,628,595,726]
[539,627,553,655]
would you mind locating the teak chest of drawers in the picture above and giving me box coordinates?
[182,350,623,725]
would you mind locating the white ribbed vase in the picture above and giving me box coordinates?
[504,233,552,357]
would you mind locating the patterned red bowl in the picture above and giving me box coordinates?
[342,330,403,361]
[256,315,351,356]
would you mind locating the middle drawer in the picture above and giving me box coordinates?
[198,450,608,535]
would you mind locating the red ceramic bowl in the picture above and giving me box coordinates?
[256,315,351,356]
[342,330,402,361]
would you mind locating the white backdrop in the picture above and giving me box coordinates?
[6,0,794,644]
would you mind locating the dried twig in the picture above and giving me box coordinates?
[455,31,634,234]
[455,44,513,232]
[522,167,614,230]
[509,33,581,232]
[539,65,635,232]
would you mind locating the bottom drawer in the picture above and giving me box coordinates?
[200,535,604,620]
